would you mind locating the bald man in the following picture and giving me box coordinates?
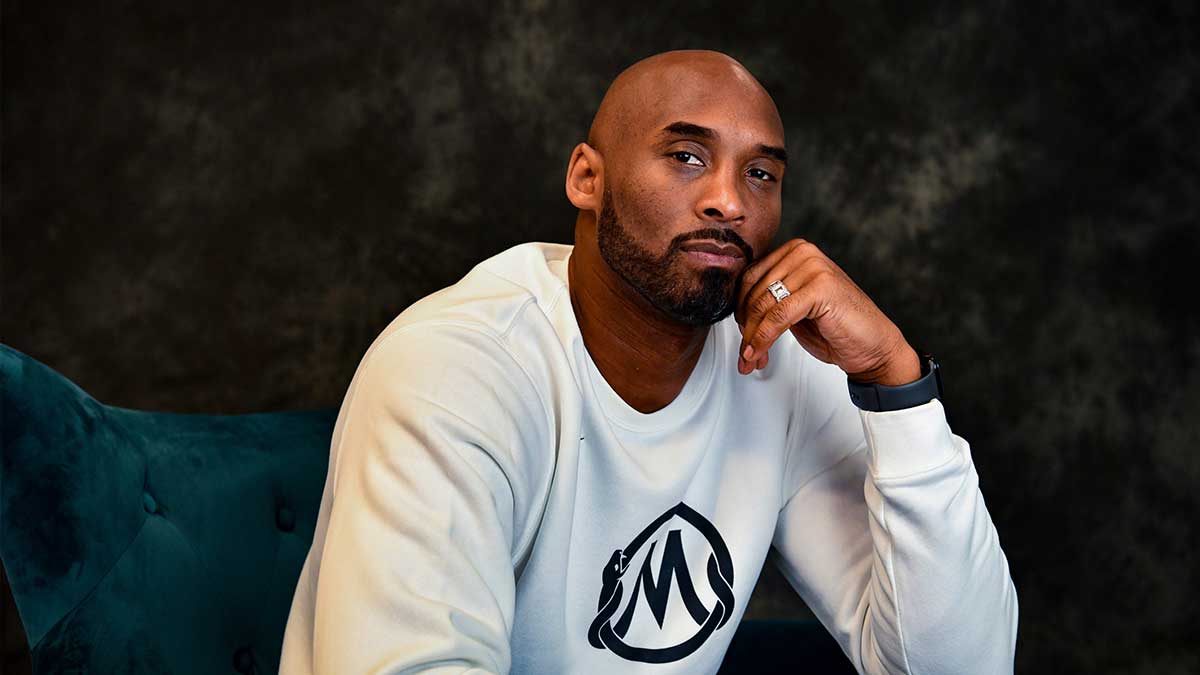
[280,50,1019,674]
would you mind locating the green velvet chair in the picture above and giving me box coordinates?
[0,343,856,674]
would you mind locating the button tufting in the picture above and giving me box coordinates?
[276,505,295,532]
[232,645,255,673]
[142,492,157,514]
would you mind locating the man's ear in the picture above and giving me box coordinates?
[565,142,604,215]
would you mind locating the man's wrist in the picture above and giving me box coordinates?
[850,344,922,387]
[847,347,943,412]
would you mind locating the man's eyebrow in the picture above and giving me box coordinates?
[659,120,788,167]
[757,143,788,167]
[660,120,717,141]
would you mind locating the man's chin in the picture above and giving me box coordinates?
[664,292,737,327]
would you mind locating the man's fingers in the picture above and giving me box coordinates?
[749,291,797,358]
[736,239,802,325]
[740,257,812,356]
[742,251,835,337]
[740,279,783,357]
[736,240,840,374]
[736,239,829,329]
[737,349,769,375]
[741,281,818,370]
[740,266,839,370]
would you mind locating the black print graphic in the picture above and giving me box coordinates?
[587,501,735,663]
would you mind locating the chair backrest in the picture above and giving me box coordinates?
[0,344,337,674]
[0,343,857,674]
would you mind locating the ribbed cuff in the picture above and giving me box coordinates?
[858,397,958,480]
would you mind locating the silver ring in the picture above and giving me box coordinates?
[767,280,791,303]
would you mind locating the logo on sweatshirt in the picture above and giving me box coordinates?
[587,501,735,663]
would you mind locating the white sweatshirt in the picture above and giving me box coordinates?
[279,241,1018,675]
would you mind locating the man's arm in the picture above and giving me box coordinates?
[303,324,550,674]
[771,355,1019,674]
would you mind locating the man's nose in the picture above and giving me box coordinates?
[695,165,747,223]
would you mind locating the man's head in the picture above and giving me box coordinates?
[566,49,787,326]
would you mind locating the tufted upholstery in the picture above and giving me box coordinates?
[0,344,336,674]
[0,343,855,674]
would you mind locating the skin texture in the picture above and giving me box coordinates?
[565,49,919,414]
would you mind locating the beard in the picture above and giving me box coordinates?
[595,184,741,326]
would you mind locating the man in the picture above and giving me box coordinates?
[280,49,1019,674]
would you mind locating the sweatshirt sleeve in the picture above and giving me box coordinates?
[308,323,551,675]
[770,356,1019,674]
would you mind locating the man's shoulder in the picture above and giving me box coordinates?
[332,293,559,545]
[378,241,571,344]
[354,240,573,415]
[360,319,537,405]
[343,318,556,481]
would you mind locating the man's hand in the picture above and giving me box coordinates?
[734,238,921,386]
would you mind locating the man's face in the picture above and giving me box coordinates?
[598,183,742,326]
[595,109,785,327]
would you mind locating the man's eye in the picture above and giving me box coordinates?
[670,151,703,166]
[748,168,775,182]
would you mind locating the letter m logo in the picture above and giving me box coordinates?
[613,529,710,636]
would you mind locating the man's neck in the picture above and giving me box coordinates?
[567,238,709,415]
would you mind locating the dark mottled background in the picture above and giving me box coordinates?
[3,0,1197,673]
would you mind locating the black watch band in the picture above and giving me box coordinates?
[847,350,943,412]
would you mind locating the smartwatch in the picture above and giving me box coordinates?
[847,350,943,412]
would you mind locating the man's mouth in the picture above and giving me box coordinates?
[681,240,745,268]
[680,240,744,258]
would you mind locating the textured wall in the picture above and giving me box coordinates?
[3,0,1197,672]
